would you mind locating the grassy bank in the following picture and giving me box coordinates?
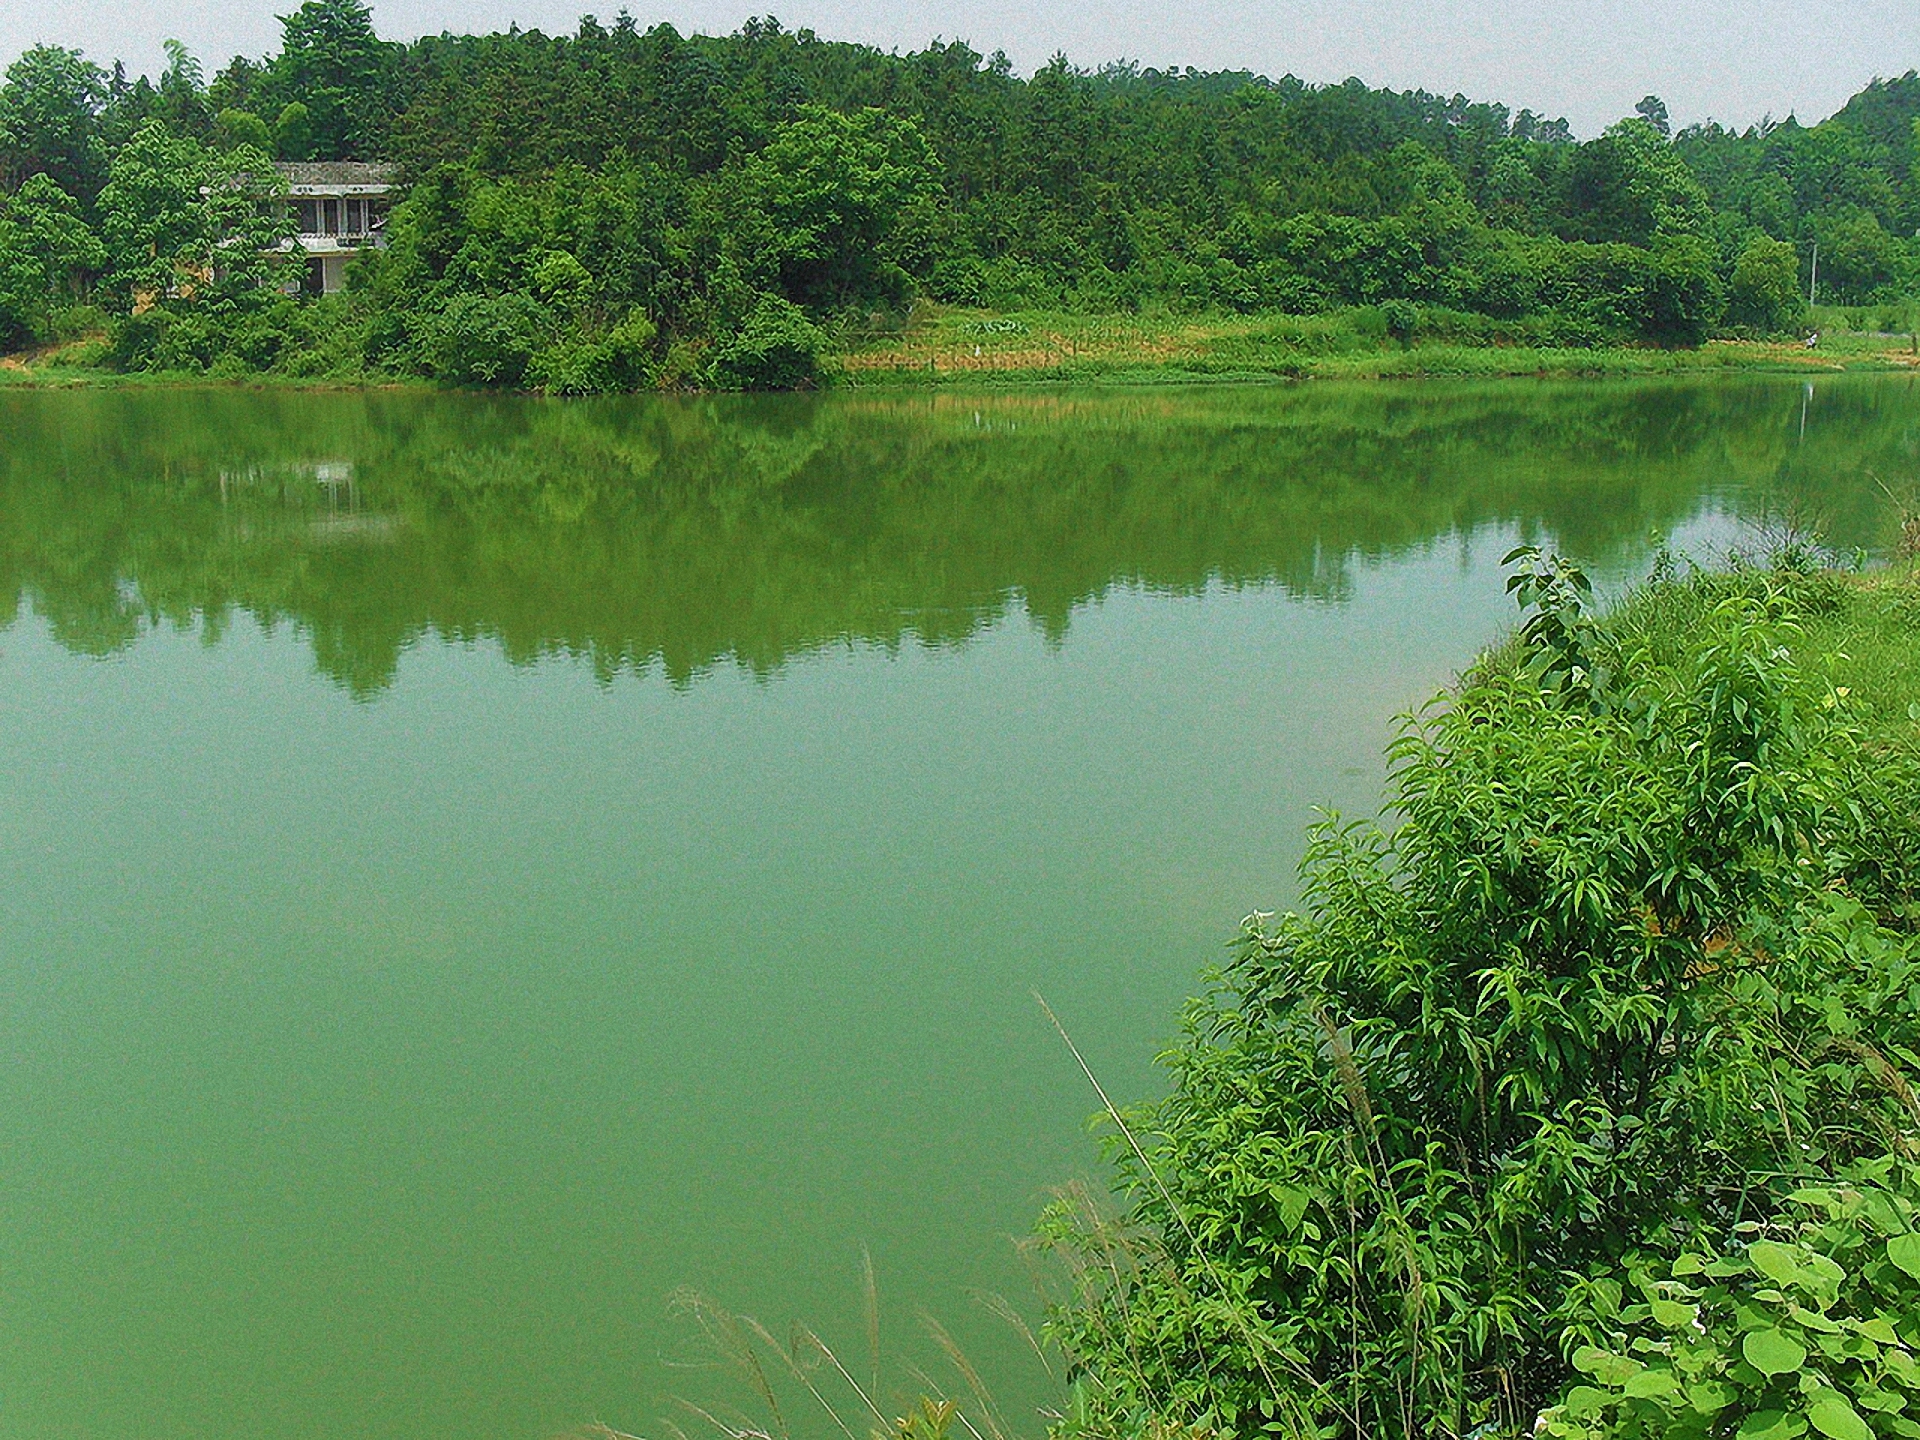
[835,305,1920,386]
[6,306,1919,393]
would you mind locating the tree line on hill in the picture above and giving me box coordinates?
[1,0,1917,388]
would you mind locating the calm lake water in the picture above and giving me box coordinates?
[1,375,1916,1440]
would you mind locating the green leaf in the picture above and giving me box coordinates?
[1653,1298,1701,1329]
[1751,1242,1810,1289]
[1575,1346,1645,1385]
[1744,1328,1810,1376]
[1789,1187,1841,1209]
[1809,1394,1873,1440]
[1690,1381,1736,1414]
[1794,1305,1844,1334]
[1888,1234,1920,1280]
[1884,1349,1920,1387]
[1738,1410,1809,1440]
[1625,1368,1682,1400]
[1269,1184,1309,1232]
[1564,1386,1613,1419]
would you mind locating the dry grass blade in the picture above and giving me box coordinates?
[739,1315,859,1440]
[669,1290,790,1440]
[1031,991,1298,1409]
[1831,1034,1920,1135]
[921,1312,1009,1440]
[673,1395,774,1440]
[969,1290,1054,1381]
[862,1245,882,1402]
[791,1323,891,1430]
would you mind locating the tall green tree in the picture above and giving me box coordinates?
[262,0,396,158]
[154,40,213,139]
[96,120,290,306]
[739,104,942,306]
[0,45,108,200]
[1727,233,1804,330]
[1563,117,1714,245]
[0,173,103,347]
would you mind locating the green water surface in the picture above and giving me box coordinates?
[0,376,1914,1440]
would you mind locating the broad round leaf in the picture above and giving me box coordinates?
[1575,1346,1645,1385]
[1743,1328,1810,1376]
[1652,1298,1700,1329]
[1750,1241,1809,1290]
[1738,1410,1809,1440]
[1564,1385,1613,1419]
[1888,1234,1920,1280]
[1690,1381,1736,1415]
[1625,1368,1682,1400]
[1809,1394,1873,1440]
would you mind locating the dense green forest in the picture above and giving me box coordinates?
[1,0,1918,387]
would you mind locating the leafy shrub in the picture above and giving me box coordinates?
[1729,236,1807,335]
[1505,544,1611,709]
[105,307,218,371]
[530,249,594,315]
[1544,1161,1920,1440]
[708,295,826,391]
[1645,236,1727,346]
[1042,569,1920,1440]
[226,298,308,370]
[47,302,109,341]
[526,308,657,395]
[422,292,553,387]
[0,295,30,353]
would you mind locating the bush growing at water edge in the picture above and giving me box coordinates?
[1040,562,1920,1440]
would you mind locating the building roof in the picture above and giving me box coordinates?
[274,161,397,189]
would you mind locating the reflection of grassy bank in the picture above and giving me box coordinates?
[4,376,1916,696]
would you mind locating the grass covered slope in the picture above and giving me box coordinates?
[834,306,1920,386]
[1040,556,1920,1440]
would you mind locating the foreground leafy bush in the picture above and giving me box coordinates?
[422,292,555,387]
[525,307,658,395]
[105,306,219,371]
[1544,1159,1920,1440]
[708,295,827,391]
[1041,571,1920,1440]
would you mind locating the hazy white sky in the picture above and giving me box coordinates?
[2,0,1916,139]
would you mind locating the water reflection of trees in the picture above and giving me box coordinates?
[1,376,1914,697]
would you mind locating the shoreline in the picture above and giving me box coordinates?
[3,335,1914,396]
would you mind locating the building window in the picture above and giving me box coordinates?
[297,198,320,233]
[323,198,340,235]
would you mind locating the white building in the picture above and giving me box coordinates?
[275,162,397,295]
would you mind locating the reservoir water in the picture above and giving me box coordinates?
[1,376,1915,1440]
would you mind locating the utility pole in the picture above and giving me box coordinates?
[1809,240,1819,309]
